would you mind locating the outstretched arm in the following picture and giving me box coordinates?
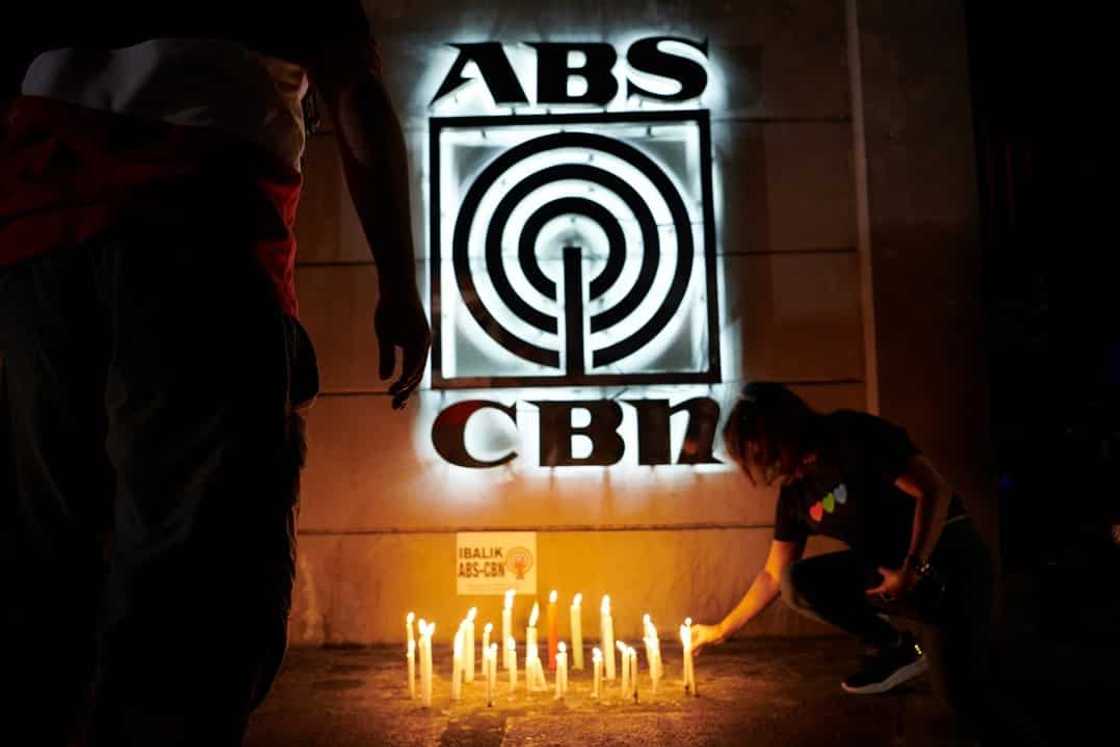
[692,539,803,653]
[308,46,430,410]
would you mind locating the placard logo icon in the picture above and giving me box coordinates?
[507,546,534,580]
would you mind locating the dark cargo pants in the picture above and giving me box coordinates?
[0,188,316,746]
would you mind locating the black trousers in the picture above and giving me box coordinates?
[780,518,1042,744]
[0,195,316,746]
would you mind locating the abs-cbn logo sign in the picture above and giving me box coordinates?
[426,38,722,469]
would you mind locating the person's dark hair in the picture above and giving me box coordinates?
[723,382,818,484]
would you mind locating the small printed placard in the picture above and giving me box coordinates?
[456,532,537,595]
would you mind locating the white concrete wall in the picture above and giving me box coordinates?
[290,0,871,645]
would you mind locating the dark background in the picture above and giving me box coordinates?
[966,4,1117,574]
[967,3,1117,740]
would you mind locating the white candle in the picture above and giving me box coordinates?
[465,607,477,682]
[526,601,547,691]
[482,644,493,707]
[507,635,518,693]
[601,595,615,680]
[407,638,416,699]
[570,593,584,670]
[502,589,514,670]
[547,590,559,672]
[487,643,498,706]
[482,621,493,673]
[629,647,639,702]
[643,613,663,692]
[617,641,629,696]
[420,619,434,707]
[680,617,696,695]
[452,627,464,701]
[591,647,603,698]
[406,611,415,648]
[554,642,567,699]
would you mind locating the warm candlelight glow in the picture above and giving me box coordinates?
[600,595,615,680]
[529,601,540,627]
[502,590,514,671]
[549,589,558,603]
[570,592,585,670]
[468,607,477,621]
[484,622,493,635]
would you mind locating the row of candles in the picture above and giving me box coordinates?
[405,591,698,707]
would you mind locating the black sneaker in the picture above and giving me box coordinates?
[841,633,928,694]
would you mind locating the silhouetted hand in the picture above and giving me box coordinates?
[864,565,917,602]
[691,623,724,657]
[374,289,430,410]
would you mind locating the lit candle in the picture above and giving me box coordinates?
[407,638,416,699]
[507,635,518,693]
[419,619,434,708]
[629,647,639,703]
[406,611,415,649]
[617,640,629,696]
[502,589,514,670]
[570,593,584,670]
[526,601,547,691]
[591,647,603,699]
[547,590,558,671]
[452,627,464,701]
[465,607,477,682]
[482,643,493,707]
[482,621,493,672]
[555,641,568,699]
[680,617,696,696]
[601,595,616,680]
[643,613,662,693]
[487,642,499,706]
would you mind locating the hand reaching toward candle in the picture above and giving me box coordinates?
[690,622,725,656]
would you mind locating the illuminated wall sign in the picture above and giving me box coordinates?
[427,37,723,469]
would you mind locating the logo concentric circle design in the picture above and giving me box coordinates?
[451,131,694,373]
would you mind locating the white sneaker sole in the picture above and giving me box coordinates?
[840,655,929,695]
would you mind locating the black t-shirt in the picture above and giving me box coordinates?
[773,410,964,566]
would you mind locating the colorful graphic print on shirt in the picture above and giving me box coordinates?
[808,483,848,523]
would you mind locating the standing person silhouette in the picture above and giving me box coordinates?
[690,383,1041,745]
[0,3,429,745]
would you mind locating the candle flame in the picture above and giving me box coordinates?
[573,592,583,607]
[529,601,540,627]
[616,641,626,653]
[506,635,516,650]
[685,617,692,627]
[601,594,611,614]
[484,622,493,634]
[504,589,515,609]
[643,613,651,625]
[592,647,602,661]
[468,607,477,621]
[418,617,427,630]
[407,611,415,624]
[559,642,567,653]
[549,589,558,604]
